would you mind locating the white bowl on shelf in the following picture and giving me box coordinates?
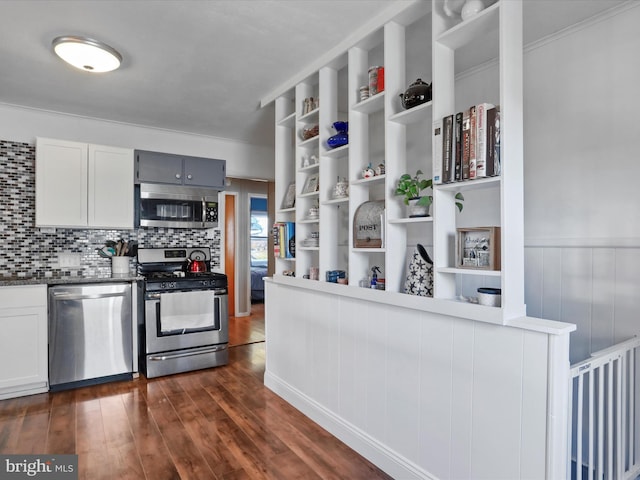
[477,287,501,307]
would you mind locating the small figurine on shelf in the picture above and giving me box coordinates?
[362,163,375,179]
[302,97,320,115]
[375,163,385,176]
[301,154,318,168]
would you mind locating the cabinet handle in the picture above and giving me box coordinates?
[187,174,193,180]
[175,173,181,179]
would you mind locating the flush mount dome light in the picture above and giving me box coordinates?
[52,35,122,73]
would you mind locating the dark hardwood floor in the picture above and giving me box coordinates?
[228,302,266,347]
[0,304,391,479]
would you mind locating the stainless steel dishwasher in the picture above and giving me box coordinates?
[49,283,133,391]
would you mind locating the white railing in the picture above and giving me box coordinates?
[569,337,640,480]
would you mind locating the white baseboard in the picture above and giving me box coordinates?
[0,381,48,400]
[264,370,438,480]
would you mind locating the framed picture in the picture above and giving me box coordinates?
[302,173,319,194]
[281,182,296,209]
[456,227,501,270]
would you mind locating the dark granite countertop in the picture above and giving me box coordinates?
[0,274,143,287]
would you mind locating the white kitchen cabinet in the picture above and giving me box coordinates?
[35,138,87,227]
[36,137,134,229]
[0,285,48,399]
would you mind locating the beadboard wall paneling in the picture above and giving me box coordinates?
[524,246,640,364]
[265,281,561,479]
[0,139,221,278]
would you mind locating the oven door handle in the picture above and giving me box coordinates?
[148,344,227,361]
[146,289,227,300]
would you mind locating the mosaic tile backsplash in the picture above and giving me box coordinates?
[0,139,222,278]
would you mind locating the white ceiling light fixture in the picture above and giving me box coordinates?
[52,35,122,73]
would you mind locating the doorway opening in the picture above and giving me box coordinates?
[249,195,268,304]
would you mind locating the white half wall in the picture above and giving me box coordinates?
[265,279,573,480]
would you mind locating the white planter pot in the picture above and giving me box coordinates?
[408,198,430,218]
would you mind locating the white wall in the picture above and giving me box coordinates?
[523,3,639,244]
[0,103,275,181]
[521,3,640,364]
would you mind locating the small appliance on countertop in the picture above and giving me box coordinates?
[136,247,228,378]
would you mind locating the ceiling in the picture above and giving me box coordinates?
[0,0,402,148]
[1,0,628,149]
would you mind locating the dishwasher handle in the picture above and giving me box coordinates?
[51,291,127,301]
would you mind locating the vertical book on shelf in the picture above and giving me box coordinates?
[442,114,454,183]
[433,118,443,184]
[475,102,495,177]
[273,222,295,258]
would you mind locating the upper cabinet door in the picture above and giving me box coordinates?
[36,138,134,229]
[183,156,226,188]
[136,150,183,185]
[88,145,134,229]
[35,138,88,227]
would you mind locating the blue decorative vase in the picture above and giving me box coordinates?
[327,121,348,149]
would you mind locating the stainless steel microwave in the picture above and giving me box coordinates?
[135,183,219,229]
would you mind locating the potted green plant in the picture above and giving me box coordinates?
[394,169,463,217]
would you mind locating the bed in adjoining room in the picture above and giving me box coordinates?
[251,264,267,303]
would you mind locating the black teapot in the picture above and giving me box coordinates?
[399,78,432,109]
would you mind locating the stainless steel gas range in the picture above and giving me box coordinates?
[137,247,228,378]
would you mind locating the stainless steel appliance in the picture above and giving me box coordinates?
[135,183,219,229]
[137,247,228,378]
[49,283,133,391]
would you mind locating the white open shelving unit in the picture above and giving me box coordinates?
[271,0,525,324]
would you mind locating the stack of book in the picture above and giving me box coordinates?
[273,222,295,258]
[433,103,501,184]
